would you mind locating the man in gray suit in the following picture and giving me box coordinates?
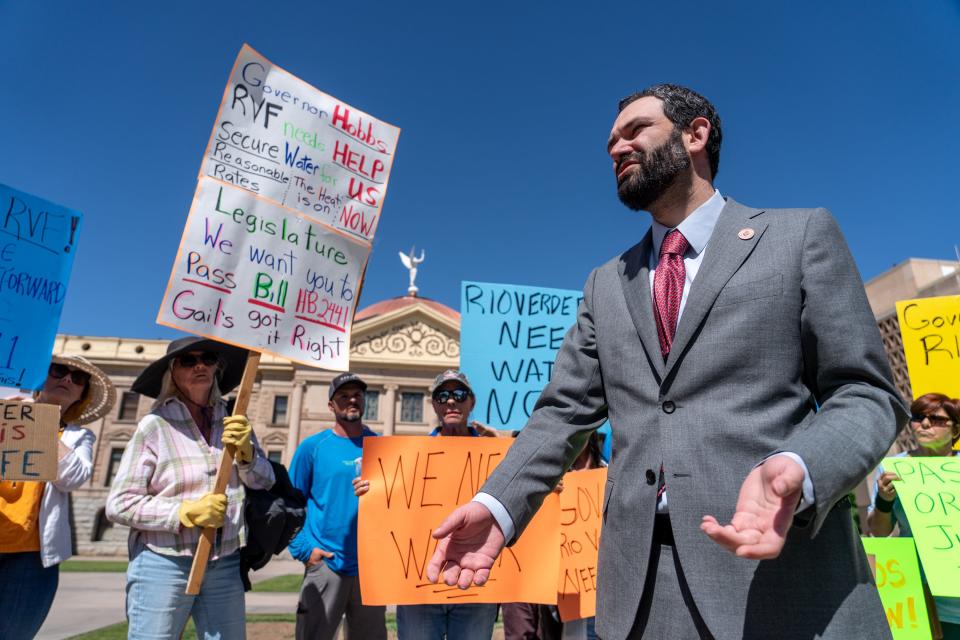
[426,84,907,639]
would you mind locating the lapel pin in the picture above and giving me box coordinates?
[738,228,755,240]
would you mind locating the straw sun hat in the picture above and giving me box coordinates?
[48,354,117,426]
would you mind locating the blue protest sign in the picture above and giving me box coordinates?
[0,184,82,389]
[460,280,612,448]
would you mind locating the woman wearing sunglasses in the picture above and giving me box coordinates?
[867,392,960,638]
[399,369,500,639]
[351,369,500,638]
[0,354,116,640]
[106,336,274,639]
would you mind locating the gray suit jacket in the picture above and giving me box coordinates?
[480,199,907,640]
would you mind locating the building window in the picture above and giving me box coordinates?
[365,390,380,421]
[267,450,283,464]
[400,392,423,423]
[117,391,139,421]
[272,395,289,424]
[92,508,113,542]
[105,447,125,487]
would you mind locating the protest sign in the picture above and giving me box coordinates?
[174,44,400,591]
[200,44,400,244]
[896,296,960,401]
[0,184,82,390]
[358,436,560,605]
[460,281,584,430]
[557,467,605,622]
[884,456,960,597]
[861,537,932,639]
[0,400,60,481]
[157,178,368,371]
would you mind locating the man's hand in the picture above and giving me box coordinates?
[306,547,334,567]
[877,471,900,501]
[426,502,506,589]
[352,476,370,497]
[700,455,804,560]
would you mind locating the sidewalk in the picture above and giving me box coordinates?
[38,557,304,640]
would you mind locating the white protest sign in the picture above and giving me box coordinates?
[200,44,400,244]
[158,178,369,370]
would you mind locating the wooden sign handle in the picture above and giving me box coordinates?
[185,351,261,595]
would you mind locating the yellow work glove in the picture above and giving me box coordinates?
[178,493,227,529]
[222,415,254,463]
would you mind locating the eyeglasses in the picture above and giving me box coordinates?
[48,363,90,386]
[175,352,220,368]
[911,413,954,427]
[433,388,471,404]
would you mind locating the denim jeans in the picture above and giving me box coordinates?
[126,547,245,639]
[396,603,498,640]
[0,552,59,640]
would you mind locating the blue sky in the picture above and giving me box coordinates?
[2,1,958,339]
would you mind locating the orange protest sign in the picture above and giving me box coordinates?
[358,436,560,605]
[557,468,605,622]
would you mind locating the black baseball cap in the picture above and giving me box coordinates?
[329,372,367,400]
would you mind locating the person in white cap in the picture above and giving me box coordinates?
[0,354,116,640]
[395,369,500,640]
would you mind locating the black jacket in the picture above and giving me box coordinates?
[240,460,307,591]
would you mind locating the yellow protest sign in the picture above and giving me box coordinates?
[862,537,932,639]
[557,468,605,622]
[0,401,60,481]
[896,296,960,400]
[358,436,560,605]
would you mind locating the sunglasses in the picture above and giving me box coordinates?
[433,388,471,404]
[176,352,220,368]
[48,363,90,386]
[911,413,954,427]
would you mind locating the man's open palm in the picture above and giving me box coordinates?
[426,502,506,589]
[700,455,804,560]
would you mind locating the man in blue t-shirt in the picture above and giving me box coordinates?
[288,372,386,640]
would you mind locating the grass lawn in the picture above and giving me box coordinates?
[65,614,416,639]
[59,559,128,573]
[66,614,299,639]
[251,573,303,592]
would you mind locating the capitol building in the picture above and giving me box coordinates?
[59,292,460,555]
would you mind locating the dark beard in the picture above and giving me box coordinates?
[616,129,691,211]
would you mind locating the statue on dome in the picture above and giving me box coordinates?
[399,247,425,297]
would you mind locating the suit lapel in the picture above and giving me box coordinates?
[617,230,665,380]
[664,198,768,377]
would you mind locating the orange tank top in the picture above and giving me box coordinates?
[0,479,45,552]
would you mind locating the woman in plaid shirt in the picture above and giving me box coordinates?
[107,337,274,639]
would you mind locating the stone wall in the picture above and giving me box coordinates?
[72,488,129,557]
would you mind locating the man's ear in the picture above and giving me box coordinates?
[684,116,711,154]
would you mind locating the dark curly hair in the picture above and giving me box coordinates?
[619,84,723,180]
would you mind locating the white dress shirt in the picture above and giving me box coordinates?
[476,190,814,540]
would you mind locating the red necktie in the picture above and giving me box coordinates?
[652,229,689,358]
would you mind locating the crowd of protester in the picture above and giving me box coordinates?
[2,347,958,639]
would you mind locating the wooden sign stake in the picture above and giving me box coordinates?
[185,351,261,595]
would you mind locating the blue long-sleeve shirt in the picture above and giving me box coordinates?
[287,427,376,575]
